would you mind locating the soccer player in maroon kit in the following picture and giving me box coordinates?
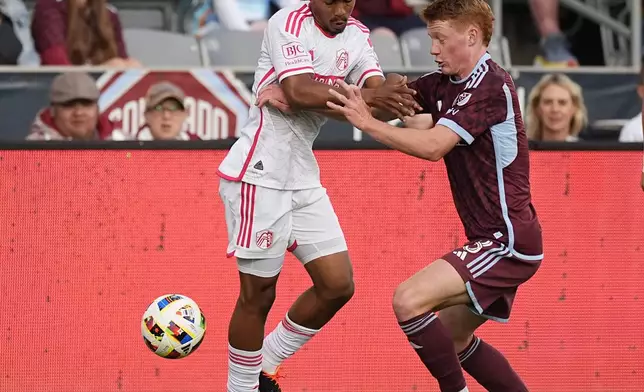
[327,0,543,391]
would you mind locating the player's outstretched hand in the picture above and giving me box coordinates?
[368,75,422,119]
[327,80,374,130]
[256,84,292,113]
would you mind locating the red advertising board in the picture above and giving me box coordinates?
[1,150,643,392]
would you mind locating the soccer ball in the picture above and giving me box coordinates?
[141,294,207,359]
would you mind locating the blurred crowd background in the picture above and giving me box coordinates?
[0,0,642,144]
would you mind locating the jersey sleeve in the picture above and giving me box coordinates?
[266,13,314,83]
[407,72,440,115]
[346,36,384,87]
[436,75,508,144]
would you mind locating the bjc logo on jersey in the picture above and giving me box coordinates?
[282,42,307,59]
[336,49,349,71]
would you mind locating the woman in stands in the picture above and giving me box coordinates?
[526,73,588,142]
[31,0,140,66]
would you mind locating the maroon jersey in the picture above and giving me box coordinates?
[409,53,543,260]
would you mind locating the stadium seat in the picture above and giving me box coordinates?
[369,32,405,69]
[400,27,512,69]
[400,28,437,70]
[118,9,166,30]
[199,30,264,68]
[488,35,512,68]
[112,1,176,31]
[122,28,204,66]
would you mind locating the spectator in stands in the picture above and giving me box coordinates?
[619,65,644,143]
[526,73,588,142]
[528,0,578,67]
[136,81,194,140]
[31,0,140,66]
[206,0,299,32]
[27,72,114,140]
[352,0,425,37]
[1,0,39,65]
[0,3,21,64]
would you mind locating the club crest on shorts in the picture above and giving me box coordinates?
[256,230,274,249]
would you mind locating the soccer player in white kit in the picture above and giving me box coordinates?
[217,1,420,391]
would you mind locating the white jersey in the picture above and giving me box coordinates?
[217,2,384,190]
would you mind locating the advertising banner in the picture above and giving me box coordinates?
[1,150,643,392]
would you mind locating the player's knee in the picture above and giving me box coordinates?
[237,277,278,316]
[392,285,418,320]
[392,283,440,320]
[316,275,355,306]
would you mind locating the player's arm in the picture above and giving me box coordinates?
[362,75,423,122]
[328,83,459,161]
[328,79,506,161]
[361,120,460,161]
[366,72,436,123]
[281,74,417,119]
[257,74,419,120]
[306,76,387,121]
[306,75,420,121]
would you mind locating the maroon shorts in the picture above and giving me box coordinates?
[442,239,542,323]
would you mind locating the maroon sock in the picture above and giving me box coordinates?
[399,312,467,392]
[459,336,528,392]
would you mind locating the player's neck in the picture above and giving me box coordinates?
[455,49,489,81]
[315,21,337,37]
[541,127,571,141]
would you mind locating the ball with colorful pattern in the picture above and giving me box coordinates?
[141,294,206,359]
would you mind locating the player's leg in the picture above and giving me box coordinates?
[219,179,292,392]
[228,271,280,392]
[439,305,528,391]
[288,250,354,327]
[393,258,471,392]
[262,188,353,376]
[397,239,539,392]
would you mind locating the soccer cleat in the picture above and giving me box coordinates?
[258,369,283,392]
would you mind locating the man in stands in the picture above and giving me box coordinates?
[135,81,195,141]
[27,72,114,141]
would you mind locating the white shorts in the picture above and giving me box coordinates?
[219,178,348,278]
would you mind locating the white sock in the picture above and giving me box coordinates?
[227,344,261,392]
[262,313,319,375]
